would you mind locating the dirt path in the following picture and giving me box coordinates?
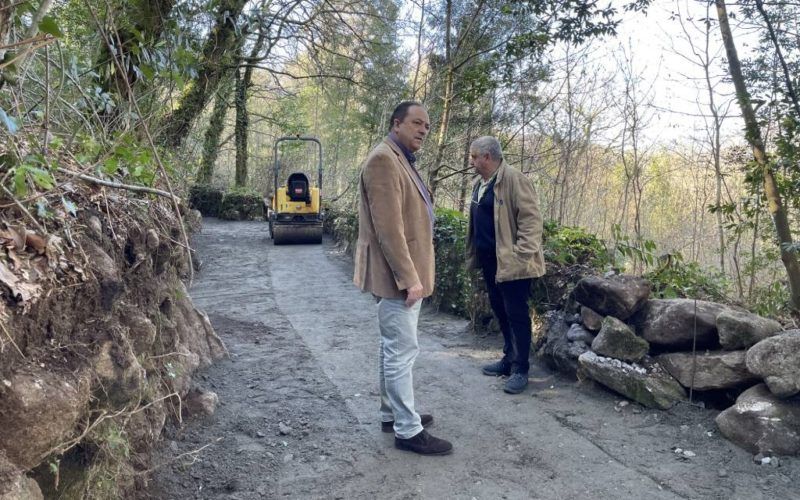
[146,219,798,500]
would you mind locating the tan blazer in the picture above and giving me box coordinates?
[466,161,546,282]
[353,138,435,299]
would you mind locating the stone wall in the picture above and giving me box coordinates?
[539,273,799,456]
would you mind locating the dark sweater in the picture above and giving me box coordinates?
[470,177,496,255]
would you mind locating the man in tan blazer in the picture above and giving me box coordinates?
[354,101,452,456]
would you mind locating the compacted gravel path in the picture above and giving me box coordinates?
[146,219,798,500]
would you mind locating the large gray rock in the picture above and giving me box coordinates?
[120,305,158,355]
[0,366,91,470]
[655,350,758,390]
[591,316,649,363]
[573,275,651,320]
[578,351,686,409]
[633,299,732,350]
[566,323,595,344]
[717,310,783,350]
[0,474,42,500]
[580,306,604,331]
[746,330,800,398]
[81,240,122,311]
[93,340,146,407]
[715,384,800,455]
[185,388,219,417]
[539,311,590,376]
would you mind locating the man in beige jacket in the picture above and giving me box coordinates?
[466,136,545,394]
[354,101,453,455]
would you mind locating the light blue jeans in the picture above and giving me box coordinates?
[378,298,423,439]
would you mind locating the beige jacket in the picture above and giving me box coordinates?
[353,138,435,299]
[466,161,545,282]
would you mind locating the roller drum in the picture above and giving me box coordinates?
[272,223,323,245]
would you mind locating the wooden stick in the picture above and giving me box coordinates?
[0,318,26,359]
[54,167,182,203]
[0,184,47,234]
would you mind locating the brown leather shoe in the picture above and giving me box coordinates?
[395,429,453,456]
[381,414,433,433]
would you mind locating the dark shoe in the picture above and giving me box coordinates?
[482,359,511,377]
[382,414,433,433]
[504,373,529,394]
[395,429,453,456]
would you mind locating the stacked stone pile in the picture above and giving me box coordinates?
[539,274,800,455]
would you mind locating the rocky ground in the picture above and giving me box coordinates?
[145,219,799,500]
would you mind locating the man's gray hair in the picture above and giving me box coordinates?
[471,136,503,162]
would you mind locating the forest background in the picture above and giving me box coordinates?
[2,0,800,319]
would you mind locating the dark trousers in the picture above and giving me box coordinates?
[478,251,532,375]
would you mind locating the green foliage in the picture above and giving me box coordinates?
[38,16,64,37]
[218,189,264,220]
[644,252,729,302]
[749,281,791,318]
[542,220,612,269]
[736,247,793,315]
[498,0,653,80]
[83,419,134,499]
[188,184,224,217]
[11,156,56,197]
[2,144,59,197]
[324,206,359,251]
[432,208,472,317]
[611,223,657,272]
[774,115,800,204]
[100,134,157,186]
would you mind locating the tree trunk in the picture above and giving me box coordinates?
[160,0,247,148]
[429,66,454,196]
[197,77,233,185]
[233,29,266,189]
[427,0,453,197]
[234,66,248,188]
[458,105,475,213]
[411,0,426,99]
[715,0,800,310]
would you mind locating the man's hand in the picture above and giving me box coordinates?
[405,283,424,308]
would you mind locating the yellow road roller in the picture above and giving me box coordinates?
[268,136,323,245]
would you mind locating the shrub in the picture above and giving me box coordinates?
[543,220,612,270]
[188,184,223,217]
[644,252,729,302]
[325,206,359,252]
[432,208,472,317]
[748,280,790,318]
[218,190,265,220]
[533,222,614,313]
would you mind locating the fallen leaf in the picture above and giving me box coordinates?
[0,260,41,303]
[7,227,25,251]
[26,232,46,254]
[45,235,64,268]
[6,249,23,270]
[0,261,18,288]
[0,227,15,246]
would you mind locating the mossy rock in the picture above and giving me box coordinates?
[218,192,265,221]
[188,185,224,217]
